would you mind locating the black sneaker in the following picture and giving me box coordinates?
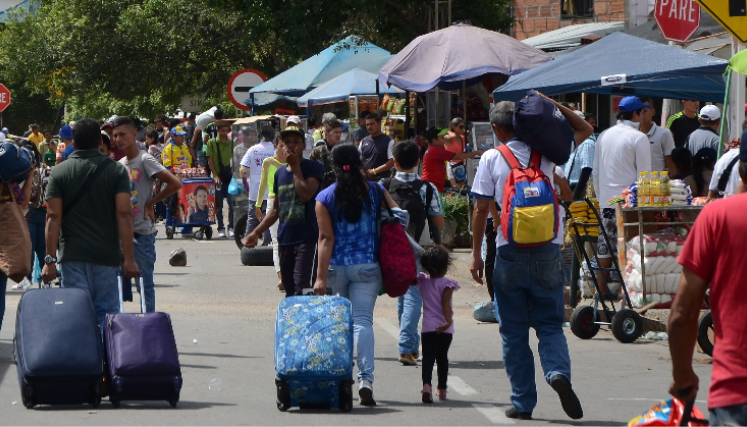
[550,374,583,420]
[505,407,532,420]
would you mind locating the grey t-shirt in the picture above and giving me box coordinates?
[120,151,166,235]
[685,127,720,156]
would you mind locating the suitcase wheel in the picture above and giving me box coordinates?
[22,384,35,409]
[91,383,102,408]
[203,226,212,240]
[166,226,175,239]
[169,392,179,408]
[338,377,354,412]
[275,378,291,412]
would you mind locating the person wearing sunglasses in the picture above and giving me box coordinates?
[445,118,469,189]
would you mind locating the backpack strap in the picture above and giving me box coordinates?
[718,155,740,192]
[497,145,522,169]
[528,149,543,170]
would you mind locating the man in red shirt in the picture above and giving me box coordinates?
[421,127,483,192]
[669,132,747,425]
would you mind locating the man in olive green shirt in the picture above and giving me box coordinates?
[206,119,235,238]
[42,118,138,331]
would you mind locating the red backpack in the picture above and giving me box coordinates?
[376,186,417,297]
[498,145,559,247]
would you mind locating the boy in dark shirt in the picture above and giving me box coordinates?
[243,126,323,296]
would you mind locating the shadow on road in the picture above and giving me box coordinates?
[0,340,13,388]
[180,364,218,370]
[179,352,257,360]
[30,401,236,411]
[534,418,621,426]
[282,406,401,415]
[374,357,503,370]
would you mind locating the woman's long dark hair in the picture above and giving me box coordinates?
[331,144,371,223]
[692,148,717,196]
[22,141,42,165]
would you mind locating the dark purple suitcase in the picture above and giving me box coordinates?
[104,275,182,408]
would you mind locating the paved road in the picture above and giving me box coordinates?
[0,234,713,425]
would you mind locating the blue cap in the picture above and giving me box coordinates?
[741,128,747,162]
[59,125,73,140]
[618,96,651,113]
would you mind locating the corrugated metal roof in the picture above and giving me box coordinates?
[522,21,625,50]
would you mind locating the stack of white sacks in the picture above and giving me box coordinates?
[670,180,692,206]
[624,231,687,307]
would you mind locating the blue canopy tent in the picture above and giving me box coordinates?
[494,32,729,103]
[296,69,403,107]
[250,36,393,98]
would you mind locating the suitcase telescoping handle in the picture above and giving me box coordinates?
[116,270,146,314]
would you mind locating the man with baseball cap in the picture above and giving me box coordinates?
[592,96,652,300]
[668,128,747,426]
[685,105,721,155]
[56,125,74,164]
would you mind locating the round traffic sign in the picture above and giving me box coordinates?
[655,0,701,43]
[227,69,267,111]
[0,84,11,113]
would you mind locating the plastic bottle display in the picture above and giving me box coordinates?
[638,172,649,207]
[660,171,671,206]
[650,171,661,206]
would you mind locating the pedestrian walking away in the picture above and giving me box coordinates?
[244,125,323,297]
[251,136,287,291]
[113,116,181,312]
[384,140,445,366]
[314,143,400,407]
[240,124,275,245]
[470,98,593,421]
[42,118,139,332]
[417,245,459,404]
[16,142,50,290]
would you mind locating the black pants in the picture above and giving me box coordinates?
[421,332,453,389]
[278,242,316,297]
[485,219,498,301]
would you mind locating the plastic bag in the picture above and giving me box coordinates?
[628,398,708,426]
[228,177,243,196]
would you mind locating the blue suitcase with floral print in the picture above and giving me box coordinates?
[275,296,354,412]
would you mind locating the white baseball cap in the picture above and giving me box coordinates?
[287,115,302,125]
[700,105,721,121]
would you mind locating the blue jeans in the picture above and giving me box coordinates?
[493,243,571,413]
[133,234,156,312]
[711,404,747,426]
[26,208,46,282]
[247,200,271,245]
[327,263,381,383]
[0,269,6,334]
[397,286,422,355]
[215,183,233,231]
[61,262,120,333]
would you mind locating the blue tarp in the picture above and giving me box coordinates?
[296,69,403,107]
[494,32,729,103]
[250,36,393,97]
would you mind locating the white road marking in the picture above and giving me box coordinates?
[608,397,708,404]
[375,317,401,340]
[472,403,516,424]
[448,375,479,396]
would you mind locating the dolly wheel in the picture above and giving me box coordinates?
[611,309,643,343]
[697,311,714,357]
[570,305,600,339]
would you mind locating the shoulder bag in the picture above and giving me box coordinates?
[375,184,417,298]
[0,183,32,282]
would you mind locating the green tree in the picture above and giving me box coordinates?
[0,0,511,122]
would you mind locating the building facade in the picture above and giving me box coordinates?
[512,0,627,40]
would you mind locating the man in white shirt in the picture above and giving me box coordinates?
[593,96,652,299]
[470,100,593,422]
[639,98,675,172]
[708,144,741,201]
[240,125,275,245]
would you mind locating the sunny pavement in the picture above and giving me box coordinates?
[0,233,712,425]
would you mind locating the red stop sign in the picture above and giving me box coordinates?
[655,0,701,43]
[0,84,10,113]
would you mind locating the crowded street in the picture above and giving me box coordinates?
[0,236,713,425]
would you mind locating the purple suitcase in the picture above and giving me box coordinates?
[104,274,182,408]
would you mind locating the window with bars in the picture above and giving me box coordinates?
[561,0,594,17]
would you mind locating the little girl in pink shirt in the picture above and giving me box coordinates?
[417,245,460,404]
